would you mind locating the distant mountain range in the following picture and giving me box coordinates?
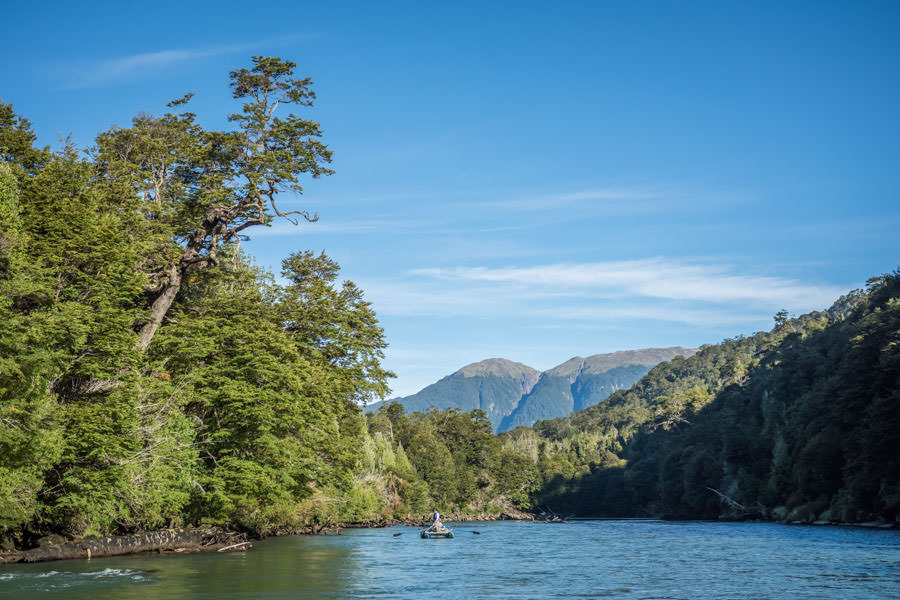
[368,347,698,432]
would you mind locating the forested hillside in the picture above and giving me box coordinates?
[504,276,899,523]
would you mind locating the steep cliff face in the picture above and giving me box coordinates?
[370,348,696,432]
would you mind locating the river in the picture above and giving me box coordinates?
[1,520,898,599]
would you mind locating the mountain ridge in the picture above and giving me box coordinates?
[454,358,541,380]
[369,347,697,431]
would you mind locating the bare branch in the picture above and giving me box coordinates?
[270,196,318,225]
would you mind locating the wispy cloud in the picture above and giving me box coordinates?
[412,259,846,308]
[528,305,772,328]
[364,279,776,326]
[64,35,309,89]
[357,280,512,317]
[453,185,752,222]
[249,214,543,241]
[357,258,851,339]
[462,187,663,212]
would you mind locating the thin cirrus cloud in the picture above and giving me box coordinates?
[357,258,850,331]
[248,213,543,239]
[364,278,767,327]
[459,187,664,212]
[527,305,773,328]
[63,36,308,89]
[411,259,848,309]
[361,273,776,331]
[460,185,752,216]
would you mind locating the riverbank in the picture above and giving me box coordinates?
[0,508,535,564]
[0,526,250,565]
[781,519,898,529]
[272,507,535,535]
[2,512,895,565]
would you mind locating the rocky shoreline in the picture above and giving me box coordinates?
[780,519,898,529]
[271,507,536,535]
[0,508,535,565]
[0,526,250,565]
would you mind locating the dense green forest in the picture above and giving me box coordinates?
[0,57,535,549]
[503,277,899,523]
[2,55,897,552]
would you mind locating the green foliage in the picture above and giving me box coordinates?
[0,162,61,531]
[0,102,47,174]
[0,59,395,543]
[364,403,540,515]
[280,251,393,404]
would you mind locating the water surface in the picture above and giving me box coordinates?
[2,520,898,599]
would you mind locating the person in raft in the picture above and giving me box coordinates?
[431,509,441,527]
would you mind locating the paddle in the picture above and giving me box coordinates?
[448,528,480,534]
[446,521,479,535]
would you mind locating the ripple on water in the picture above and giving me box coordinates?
[0,566,151,597]
[1,521,898,600]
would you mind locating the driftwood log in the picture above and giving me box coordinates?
[0,526,249,564]
[533,506,566,523]
[706,487,747,511]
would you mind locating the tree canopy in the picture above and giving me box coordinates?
[0,58,385,543]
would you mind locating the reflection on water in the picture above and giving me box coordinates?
[1,521,899,599]
[0,535,359,600]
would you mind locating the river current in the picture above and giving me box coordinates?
[1,520,898,599]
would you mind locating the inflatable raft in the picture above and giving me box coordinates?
[420,523,454,539]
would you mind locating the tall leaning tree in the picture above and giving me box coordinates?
[95,56,333,351]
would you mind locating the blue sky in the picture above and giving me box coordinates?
[3,1,899,397]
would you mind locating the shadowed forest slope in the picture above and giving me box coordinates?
[503,275,898,523]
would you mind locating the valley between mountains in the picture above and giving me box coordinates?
[368,347,697,432]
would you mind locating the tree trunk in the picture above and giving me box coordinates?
[135,263,183,351]
[135,215,220,352]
